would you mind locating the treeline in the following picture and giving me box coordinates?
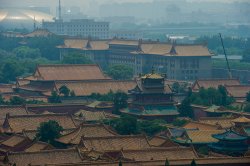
[0,95,44,105]
[195,35,250,62]
[0,34,134,83]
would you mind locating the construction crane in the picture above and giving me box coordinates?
[219,33,232,79]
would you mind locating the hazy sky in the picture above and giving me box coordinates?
[0,0,249,17]
[1,0,249,8]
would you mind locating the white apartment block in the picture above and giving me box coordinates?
[42,19,109,39]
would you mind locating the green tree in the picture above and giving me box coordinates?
[106,65,133,80]
[197,146,209,155]
[246,91,250,102]
[36,120,63,143]
[62,53,93,64]
[190,159,197,166]
[48,91,61,103]
[113,91,128,114]
[13,46,41,59]
[70,90,76,97]
[172,82,180,93]
[10,96,26,105]
[0,94,5,105]
[242,49,250,63]
[59,85,70,97]
[27,35,63,60]
[119,160,122,166]
[178,98,194,119]
[112,114,138,135]
[1,61,24,83]
[138,120,166,136]
[172,118,188,127]
[165,158,170,166]
[244,103,250,113]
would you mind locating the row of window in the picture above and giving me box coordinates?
[181,70,198,74]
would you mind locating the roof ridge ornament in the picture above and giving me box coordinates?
[137,39,143,53]
[86,36,92,49]
[170,41,177,55]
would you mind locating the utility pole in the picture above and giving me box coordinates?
[219,33,232,79]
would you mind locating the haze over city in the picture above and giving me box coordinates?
[0,1,250,165]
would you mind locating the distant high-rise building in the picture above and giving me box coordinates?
[42,19,109,39]
[42,0,109,39]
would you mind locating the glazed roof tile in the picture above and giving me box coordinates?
[55,80,136,96]
[3,114,77,133]
[7,148,83,166]
[34,64,110,81]
[57,124,117,145]
[80,135,151,151]
[121,147,197,161]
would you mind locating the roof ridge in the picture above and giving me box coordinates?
[8,148,78,155]
[196,78,239,81]
[225,85,250,87]
[82,134,146,140]
[185,120,220,128]
[122,146,194,152]
[55,79,135,83]
[7,113,71,118]
[199,117,235,120]
[37,64,99,67]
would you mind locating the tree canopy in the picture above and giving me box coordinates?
[113,91,128,114]
[178,98,194,119]
[13,46,41,59]
[59,85,70,97]
[48,91,61,103]
[36,120,63,144]
[106,65,133,80]
[246,91,250,102]
[189,86,235,106]
[62,53,93,64]
[106,115,166,136]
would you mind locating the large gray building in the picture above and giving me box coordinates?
[58,38,213,81]
[42,19,109,39]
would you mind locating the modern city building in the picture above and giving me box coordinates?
[58,38,213,80]
[42,19,109,39]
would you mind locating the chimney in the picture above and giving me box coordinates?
[59,0,62,20]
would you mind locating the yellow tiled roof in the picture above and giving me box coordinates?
[199,117,235,129]
[24,141,52,152]
[192,79,240,90]
[141,73,163,79]
[57,124,117,145]
[81,135,151,151]
[183,121,220,130]
[74,110,106,122]
[58,39,109,50]
[55,80,136,96]
[133,44,212,57]
[0,105,28,126]
[7,148,83,166]
[0,134,26,147]
[225,85,250,98]
[148,136,178,147]
[0,84,14,93]
[122,147,197,161]
[109,39,139,46]
[232,116,250,123]
[185,130,224,143]
[4,114,77,133]
[35,64,110,81]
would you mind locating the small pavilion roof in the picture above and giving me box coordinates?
[232,116,250,123]
[212,130,248,141]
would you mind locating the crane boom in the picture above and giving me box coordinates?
[219,33,232,79]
